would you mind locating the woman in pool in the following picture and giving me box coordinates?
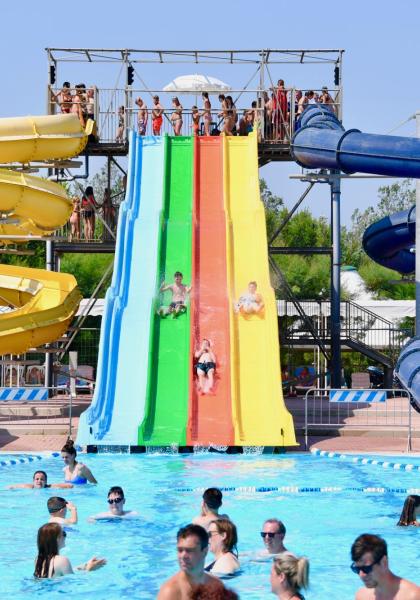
[61,439,97,484]
[8,470,73,490]
[270,554,309,599]
[397,494,420,526]
[34,522,106,578]
[206,518,240,576]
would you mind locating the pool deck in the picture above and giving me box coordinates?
[0,394,419,455]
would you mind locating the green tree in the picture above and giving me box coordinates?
[60,254,113,298]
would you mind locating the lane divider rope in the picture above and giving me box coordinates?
[311,447,420,472]
[0,452,60,468]
[170,485,420,495]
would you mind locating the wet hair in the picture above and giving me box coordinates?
[47,497,67,514]
[191,584,239,599]
[33,470,48,484]
[210,518,238,555]
[61,438,77,457]
[174,271,183,278]
[203,487,223,510]
[34,523,62,578]
[264,518,286,536]
[108,486,125,498]
[177,524,208,550]
[273,554,309,595]
[202,92,209,99]
[397,495,420,526]
[351,534,387,563]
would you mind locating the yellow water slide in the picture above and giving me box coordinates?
[0,114,89,354]
[223,133,297,446]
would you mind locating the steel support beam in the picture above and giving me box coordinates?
[330,170,342,388]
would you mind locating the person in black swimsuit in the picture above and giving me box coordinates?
[195,339,216,395]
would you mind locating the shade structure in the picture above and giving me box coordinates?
[163,74,231,94]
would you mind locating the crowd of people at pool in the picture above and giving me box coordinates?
[51,79,336,142]
[5,437,420,598]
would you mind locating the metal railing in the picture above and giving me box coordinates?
[279,300,411,361]
[47,86,342,144]
[304,387,413,452]
[54,204,119,243]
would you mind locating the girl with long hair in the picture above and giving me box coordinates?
[397,494,420,526]
[34,523,105,578]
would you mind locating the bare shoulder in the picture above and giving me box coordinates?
[203,572,225,589]
[157,574,182,600]
[401,578,420,599]
[355,588,370,600]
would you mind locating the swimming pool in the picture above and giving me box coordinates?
[1,451,419,599]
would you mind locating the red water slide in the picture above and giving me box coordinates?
[186,136,234,446]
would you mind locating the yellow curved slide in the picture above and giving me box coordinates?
[0,114,89,354]
[224,133,297,446]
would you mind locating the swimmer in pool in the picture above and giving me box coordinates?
[7,470,73,490]
[259,519,294,557]
[34,523,106,578]
[193,488,230,531]
[90,486,138,520]
[61,438,97,484]
[158,271,191,317]
[48,497,78,526]
[195,339,216,394]
[234,281,264,315]
[397,494,420,526]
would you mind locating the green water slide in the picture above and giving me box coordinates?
[138,136,193,446]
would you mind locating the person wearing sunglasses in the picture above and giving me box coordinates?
[47,496,78,526]
[34,523,106,578]
[260,519,292,557]
[90,486,138,520]
[350,533,420,599]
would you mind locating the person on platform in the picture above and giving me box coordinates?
[135,96,148,135]
[171,97,183,136]
[152,95,164,135]
[201,92,212,136]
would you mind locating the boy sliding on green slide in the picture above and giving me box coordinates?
[158,271,192,317]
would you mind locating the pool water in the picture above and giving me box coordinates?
[1,451,420,599]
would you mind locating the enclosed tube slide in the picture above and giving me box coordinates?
[0,114,89,354]
[292,105,420,177]
[362,207,415,274]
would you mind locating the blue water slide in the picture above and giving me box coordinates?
[77,133,165,445]
[291,105,420,177]
[362,207,415,274]
[395,337,420,411]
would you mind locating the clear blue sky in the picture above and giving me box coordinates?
[2,0,419,225]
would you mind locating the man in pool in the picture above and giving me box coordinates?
[234,281,264,315]
[7,470,73,490]
[90,486,138,520]
[158,524,226,599]
[48,496,78,525]
[158,271,192,317]
[351,533,420,599]
[260,519,292,556]
[193,488,229,531]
